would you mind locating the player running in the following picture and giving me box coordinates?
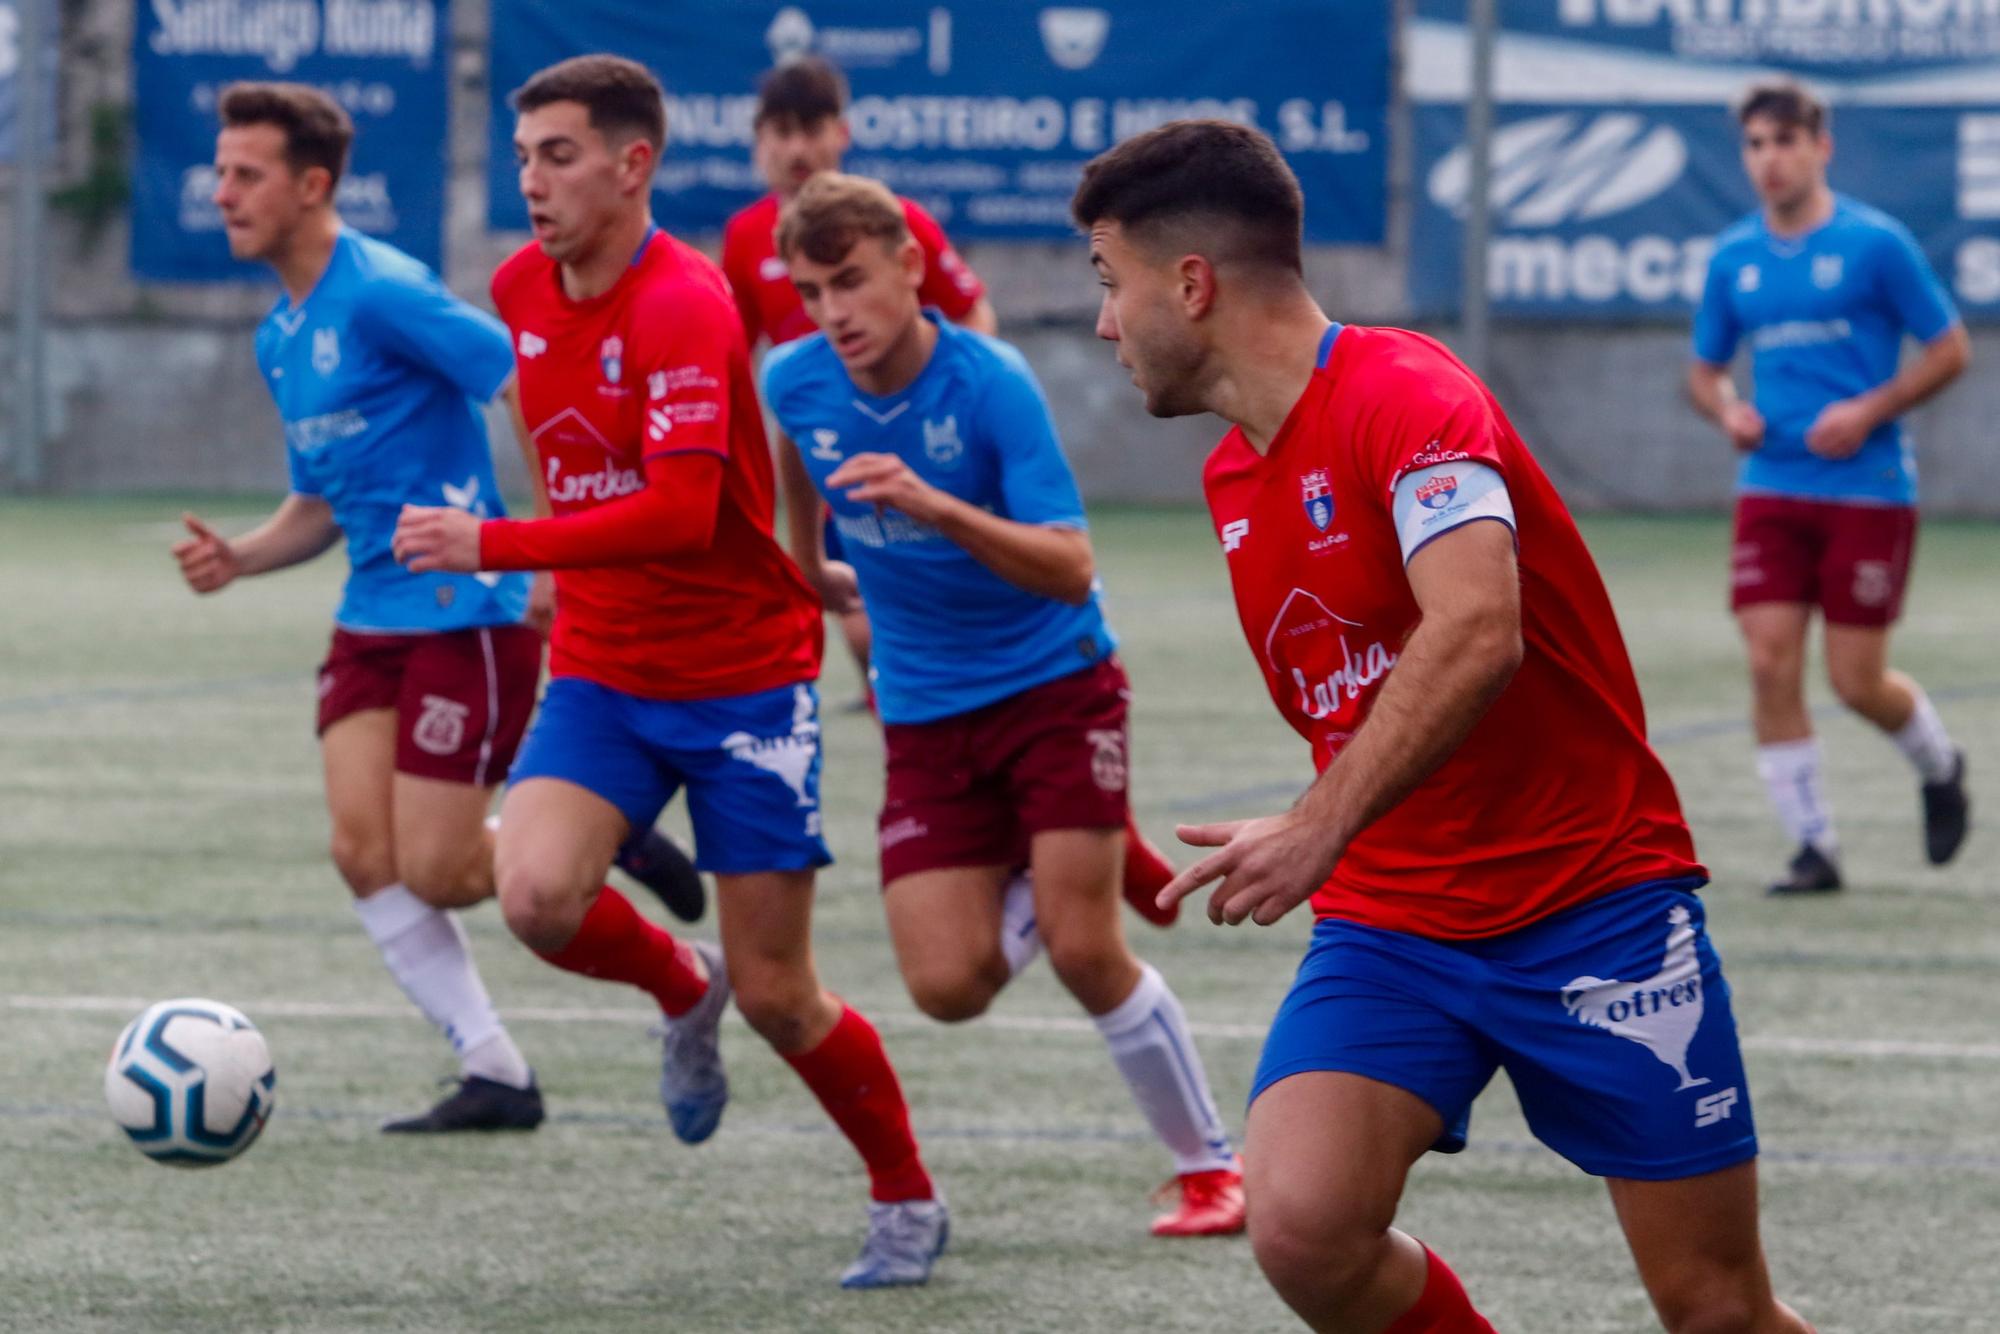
[1076,120,1816,1333]
[1688,79,1971,896]
[392,56,944,1289]
[725,55,1186,928]
[173,83,560,1134]
[763,173,1245,1237]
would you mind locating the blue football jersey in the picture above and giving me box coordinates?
[762,314,1115,724]
[256,229,527,632]
[1692,195,1957,505]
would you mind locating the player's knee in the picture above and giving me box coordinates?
[1745,641,1803,697]
[328,826,394,896]
[904,969,998,1023]
[398,844,479,908]
[1656,1284,1763,1334]
[1044,934,1130,1009]
[1826,660,1882,713]
[1248,1184,1387,1308]
[494,859,588,954]
[731,971,820,1051]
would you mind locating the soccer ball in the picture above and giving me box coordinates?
[104,998,276,1167]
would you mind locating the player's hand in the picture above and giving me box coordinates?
[1720,401,1765,453]
[814,559,863,614]
[826,453,946,524]
[393,505,484,574]
[525,572,556,637]
[1159,810,1343,927]
[1805,397,1875,459]
[170,512,239,594]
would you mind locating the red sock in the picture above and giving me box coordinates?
[1384,1246,1496,1334]
[783,1003,933,1203]
[1120,812,1179,926]
[535,887,708,1017]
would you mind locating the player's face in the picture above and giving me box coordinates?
[514,101,653,265]
[754,114,850,198]
[1088,221,1211,419]
[787,235,925,374]
[1740,115,1830,213]
[211,124,329,262]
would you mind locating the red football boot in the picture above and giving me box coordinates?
[1150,1167,1246,1237]
[1122,814,1181,927]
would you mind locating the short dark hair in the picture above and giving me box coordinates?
[776,172,909,264]
[755,56,849,130]
[512,54,667,151]
[1736,79,1827,136]
[1071,119,1303,275]
[217,82,353,187]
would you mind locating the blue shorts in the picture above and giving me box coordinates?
[509,676,832,876]
[1251,881,1757,1181]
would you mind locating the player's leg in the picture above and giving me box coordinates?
[1817,505,1968,865]
[881,864,1020,1022]
[1609,1163,1816,1334]
[1732,499,1841,893]
[1248,1073,1489,1333]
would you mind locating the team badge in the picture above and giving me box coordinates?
[1416,474,1459,510]
[1812,254,1844,289]
[599,335,623,385]
[1300,469,1334,532]
[412,694,470,757]
[1086,728,1129,792]
[1737,264,1760,293]
[311,327,340,376]
[923,415,964,467]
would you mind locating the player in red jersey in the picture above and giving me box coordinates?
[392,56,944,1289]
[1075,121,1815,1333]
[726,55,1185,928]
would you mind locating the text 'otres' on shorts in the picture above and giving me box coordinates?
[316,623,542,788]
[506,674,832,876]
[1250,880,1758,1182]
[876,656,1132,886]
[1730,494,1917,628]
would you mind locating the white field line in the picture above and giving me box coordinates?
[10,994,2000,1064]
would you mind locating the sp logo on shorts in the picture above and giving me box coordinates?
[1086,728,1128,793]
[1560,906,1712,1092]
[412,694,471,757]
[1694,1087,1740,1128]
[1852,560,1892,608]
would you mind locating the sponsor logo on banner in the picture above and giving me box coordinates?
[763,4,935,71]
[1040,8,1111,70]
[1300,469,1334,532]
[1553,0,2000,67]
[1429,112,1713,307]
[147,0,437,75]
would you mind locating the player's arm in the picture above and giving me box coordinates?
[1804,323,1969,459]
[171,495,339,594]
[1162,518,1523,925]
[1686,253,1763,452]
[825,452,1095,604]
[775,430,860,613]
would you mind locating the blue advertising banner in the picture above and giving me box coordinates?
[486,1,1389,243]
[1408,2,2000,320]
[132,0,450,281]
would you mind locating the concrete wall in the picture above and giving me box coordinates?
[4,0,1997,513]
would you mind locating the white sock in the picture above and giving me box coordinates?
[1891,687,1958,784]
[1091,962,1236,1176]
[353,884,532,1090]
[1000,872,1042,977]
[1756,739,1838,859]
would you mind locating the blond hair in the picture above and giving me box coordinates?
[775,172,910,264]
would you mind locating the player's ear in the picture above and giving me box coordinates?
[897,236,924,289]
[1177,253,1219,322]
[298,164,335,209]
[618,137,657,195]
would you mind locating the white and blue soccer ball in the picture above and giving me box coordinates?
[104,998,276,1167]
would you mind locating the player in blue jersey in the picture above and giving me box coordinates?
[762,173,1246,1237]
[170,83,699,1131]
[1688,80,1971,896]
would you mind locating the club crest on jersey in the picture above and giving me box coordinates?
[923,415,964,467]
[1300,469,1334,532]
[311,327,340,376]
[1416,474,1459,510]
[599,336,623,385]
[1812,254,1843,289]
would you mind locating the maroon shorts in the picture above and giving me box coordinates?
[1730,495,1917,627]
[316,624,542,786]
[878,657,1133,885]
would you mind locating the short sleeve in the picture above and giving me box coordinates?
[632,284,738,461]
[1356,352,1516,567]
[1691,250,1741,365]
[904,200,986,322]
[981,352,1087,528]
[355,272,516,404]
[1391,461,1515,563]
[284,438,323,497]
[1876,223,1957,344]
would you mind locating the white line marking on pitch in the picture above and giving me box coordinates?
[10,994,2000,1063]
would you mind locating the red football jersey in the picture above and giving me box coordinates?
[722,193,986,348]
[1204,326,1703,940]
[491,230,821,700]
